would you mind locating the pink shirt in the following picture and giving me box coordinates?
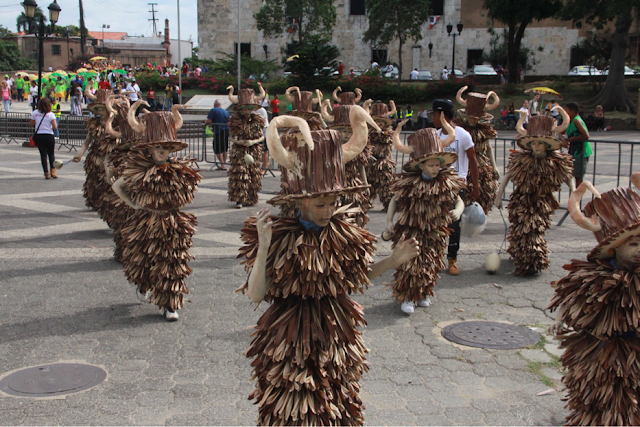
[1,87,10,100]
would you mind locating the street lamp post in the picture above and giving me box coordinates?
[102,24,110,48]
[22,0,61,106]
[446,22,463,76]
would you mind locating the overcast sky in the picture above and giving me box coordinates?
[0,0,198,45]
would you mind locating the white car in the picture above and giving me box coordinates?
[568,65,603,76]
[470,65,497,76]
[451,68,465,79]
[603,66,638,76]
[414,70,433,81]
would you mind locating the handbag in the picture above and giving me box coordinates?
[30,113,46,147]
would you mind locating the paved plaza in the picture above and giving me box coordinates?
[0,125,639,425]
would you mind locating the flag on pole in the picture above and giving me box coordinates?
[428,16,440,30]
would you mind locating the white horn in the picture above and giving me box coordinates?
[84,86,97,101]
[105,112,121,138]
[257,82,266,102]
[388,100,397,119]
[485,91,500,111]
[285,86,299,102]
[313,89,323,104]
[392,119,413,154]
[333,86,341,103]
[569,181,602,232]
[342,105,380,164]
[266,115,313,171]
[456,86,468,107]
[321,98,334,123]
[354,88,362,103]
[363,99,373,114]
[127,100,149,134]
[516,111,527,137]
[171,104,185,130]
[105,95,118,114]
[551,106,570,134]
[226,85,238,104]
[441,117,456,147]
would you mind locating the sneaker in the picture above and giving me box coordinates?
[163,308,179,321]
[447,258,460,276]
[235,202,243,209]
[400,301,415,314]
[136,288,150,302]
[416,298,431,307]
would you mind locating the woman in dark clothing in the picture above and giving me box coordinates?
[30,97,58,179]
[506,102,517,129]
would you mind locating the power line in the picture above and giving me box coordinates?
[148,3,158,36]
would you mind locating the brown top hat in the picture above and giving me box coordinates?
[227,83,266,111]
[284,87,325,125]
[328,105,354,130]
[265,108,378,205]
[86,88,112,114]
[126,101,187,152]
[516,108,570,151]
[332,86,362,106]
[456,86,499,123]
[370,100,397,127]
[105,95,146,142]
[392,119,457,172]
[569,177,640,261]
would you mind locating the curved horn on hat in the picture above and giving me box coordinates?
[333,86,341,103]
[342,105,380,164]
[105,94,118,115]
[266,115,314,171]
[105,112,121,138]
[388,100,397,118]
[127,100,149,134]
[171,104,185,130]
[226,85,238,104]
[456,86,468,107]
[313,89,323,105]
[354,88,362,103]
[392,119,413,154]
[631,172,640,190]
[84,86,97,101]
[321,98,334,123]
[441,116,456,147]
[516,111,527,137]
[569,181,602,232]
[485,91,500,111]
[257,82,266,102]
[551,106,570,134]
[363,99,373,114]
[285,86,300,102]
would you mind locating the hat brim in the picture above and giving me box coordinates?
[587,224,640,261]
[373,116,394,127]
[135,140,188,153]
[457,109,494,123]
[517,136,562,151]
[267,184,370,206]
[403,152,458,172]
[234,104,260,111]
[87,103,107,114]
[329,124,352,132]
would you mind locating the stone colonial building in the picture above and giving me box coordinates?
[197,0,636,79]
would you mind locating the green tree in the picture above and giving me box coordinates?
[284,34,339,88]
[254,0,337,45]
[0,39,35,71]
[0,24,14,38]
[559,0,640,113]
[363,0,432,84]
[211,52,281,80]
[16,7,47,34]
[53,25,82,37]
[482,0,561,83]
[483,28,538,72]
[570,34,613,91]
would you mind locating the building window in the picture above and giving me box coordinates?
[350,0,365,15]
[466,49,483,69]
[431,0,444,16]
[51,44,62,56]
[234,42,251,57]
[372,49,388,65]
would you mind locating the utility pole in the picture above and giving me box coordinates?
[148,3,158,36]
[79,0,86,56]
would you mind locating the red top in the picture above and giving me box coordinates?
[98,81,110,89]
[270,99,280,113]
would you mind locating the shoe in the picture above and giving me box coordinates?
[163,308,179,321]
[401,301,415,314]
[416,298,431,307]
[235,202,243,209]
[524,266,539,276]
[136,287,150,302]
[45,173,50,179]
[50,168,57,179]
[447,258,460,276]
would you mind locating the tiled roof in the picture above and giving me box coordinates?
[88,31,128,40]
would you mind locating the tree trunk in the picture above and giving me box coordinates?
[397,38,403,87]
[587,15,636,114]
[508,21,527,84]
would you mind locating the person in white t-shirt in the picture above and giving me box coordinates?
[30,97,59,179]
[410,69,419,80]
[432,99,479,276]
[126,79,140,102]
[441,66,449,81]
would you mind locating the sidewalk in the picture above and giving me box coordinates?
[0,141,621,425]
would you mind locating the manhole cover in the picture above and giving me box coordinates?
[442,321,539,349]
[0,363,107,397]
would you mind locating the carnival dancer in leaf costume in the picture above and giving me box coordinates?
[112,106,201,321]
[366,100,397,211]
[227,84,266,208]
[238,106,419,425]
[547,174,640,426]
[496,109,575,276]
[453,86,500,213]
[321,86,376,227]
[382,119,465,314]
[72,88,113,217]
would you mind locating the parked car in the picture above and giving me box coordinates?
[469,65,497,76]
[602,65,638,76]
[568,65,603,76]
[383,66,399,80]
[415,70,433,81]
[451,68,465,79]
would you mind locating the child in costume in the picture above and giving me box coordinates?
[547,175,640,425]
[238,106,419,425]
[226,84,266,209]
[382,119,465,314]
[112,107,201,321]
[495,109,575,276]
[453,86,500,213]
[366,100,397,211]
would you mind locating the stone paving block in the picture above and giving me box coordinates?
[544,342,565,358]
[439,358,474,372]
[432,391,471,408]
[444,406,486,424]
[520,348,554,364]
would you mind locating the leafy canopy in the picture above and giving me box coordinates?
[284,35,339,89]
[0,39,35,71]
[254,0,337,44]
[363,0,431,47]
